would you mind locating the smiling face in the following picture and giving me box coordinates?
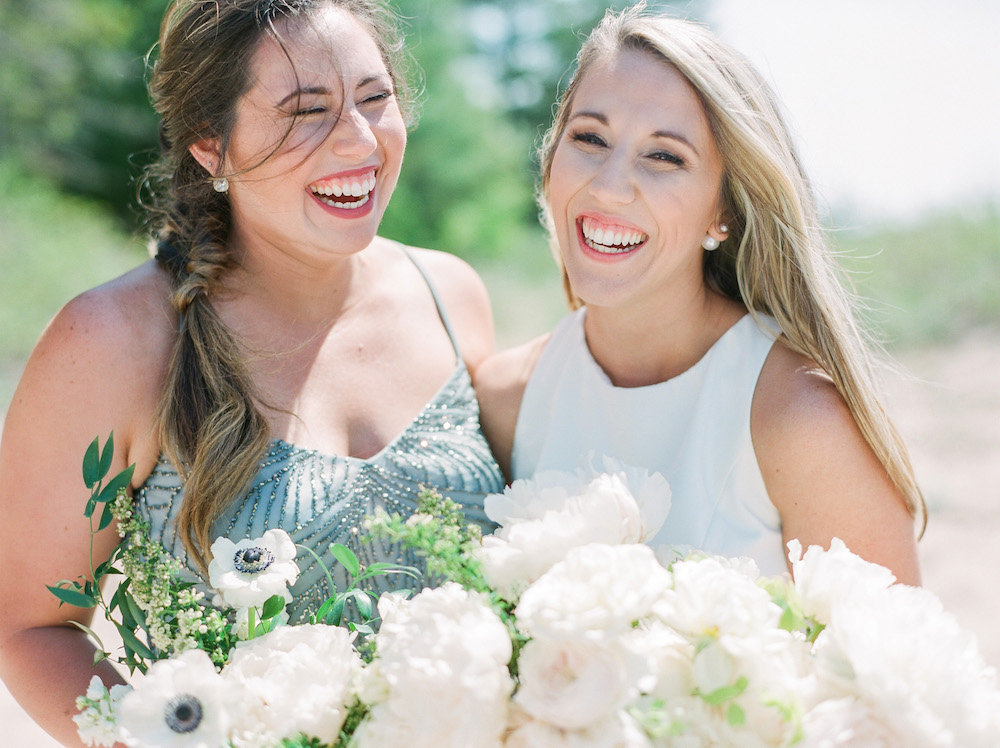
[547,47,727,311]
[197,4,407,266]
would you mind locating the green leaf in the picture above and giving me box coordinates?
[325,595,346,626]
[701,676,749,706]
[261,594,287,620]
[98,432,115,481]
[96,501,115,531]
[93,650,109,667]
[348,622,375,635]
[116,623,154,660]
[68,620,106,650]
[82,436,101,489]
[96,464,135,504]
[47,584,97,608]
[726,702,746,727]
[329,543,360,578]
[348,588,373,621]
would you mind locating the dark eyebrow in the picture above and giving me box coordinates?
[276,75,389,108]
[569,110,700,156]
[277,86,330,108]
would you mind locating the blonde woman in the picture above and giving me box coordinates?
[0,1,502,744]
[476,5,923,583]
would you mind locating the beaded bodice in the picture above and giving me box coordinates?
[133,251,504,621]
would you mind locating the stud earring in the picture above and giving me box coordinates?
[719,223,729,234]
[213,177,229,193]
[701,235,720,251]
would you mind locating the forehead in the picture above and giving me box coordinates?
[248,5,386,95]
[573,47,713,137]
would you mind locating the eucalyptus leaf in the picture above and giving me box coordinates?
[69,620,106,650]
[116,623,154,660]
[98,431,115,480]
[96,464,135,504]
[47,584,97,608]
[82,436,101,489]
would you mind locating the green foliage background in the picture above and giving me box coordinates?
[1,0,999,410]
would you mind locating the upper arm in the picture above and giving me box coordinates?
[409,248,496,374]
[751,342,921,585]
[473,336,549,481]
[0,273,168,643]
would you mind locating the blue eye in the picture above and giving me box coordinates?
[649,151,684,166]
[570,132,606,147]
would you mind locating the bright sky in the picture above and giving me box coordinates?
[705,0,1000,223]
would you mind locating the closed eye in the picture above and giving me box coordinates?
[361,90,392,105]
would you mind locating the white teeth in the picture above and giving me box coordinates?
[314,193,371,210]
[580,217,647,254]
[310,171,376,202]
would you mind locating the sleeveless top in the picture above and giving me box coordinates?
[135,250,505,621]
[511,309,788,576]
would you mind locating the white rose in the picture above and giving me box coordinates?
[223,624,361,745]
[208,529,299,610]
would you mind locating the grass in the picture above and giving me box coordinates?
[835,204,1000,349]
[0,160,146,406]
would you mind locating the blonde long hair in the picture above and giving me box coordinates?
[537,5,925,531]
[144,0,415,571]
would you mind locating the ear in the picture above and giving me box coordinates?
[188,138,222,175]
[707,217,731,243]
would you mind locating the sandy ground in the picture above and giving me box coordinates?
[2,330,999,746]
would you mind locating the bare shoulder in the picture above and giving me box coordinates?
[473,334,551,480]
[4,260,174,480]
[403,246,495,371]
[751,339,921,584]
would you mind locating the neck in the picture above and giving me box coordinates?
[582,288,745,388]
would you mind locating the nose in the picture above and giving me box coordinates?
[330,105,377,159]
[587,153,635,205]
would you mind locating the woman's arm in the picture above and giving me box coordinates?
[0,268,168,746]
[751,341,922,585]
[473,336,549,482]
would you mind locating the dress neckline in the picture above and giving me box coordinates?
[578,309,755,391]
[267,358,468,465]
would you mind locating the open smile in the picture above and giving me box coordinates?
[308,169,377,212]
[578,216,648,255]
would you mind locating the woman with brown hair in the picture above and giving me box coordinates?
[0,1,503,744]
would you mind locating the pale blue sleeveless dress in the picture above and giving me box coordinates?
[511,309,789,576]
[135,251,505,621]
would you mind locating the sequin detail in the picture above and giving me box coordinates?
[134,361,503,622]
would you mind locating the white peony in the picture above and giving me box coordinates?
[514,636,641,730]
[354,582,513,747]
[208,529,299,610]
[223,624,361,746]
[515,543,672,641]
[479,462,670,599]
[118,649,237,748]
[810,581,1000,747]
[504,708,653,748]
[786,538,895,625]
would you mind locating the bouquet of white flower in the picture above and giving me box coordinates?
[54,437,1000,747]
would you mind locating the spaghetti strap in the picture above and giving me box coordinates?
[398,243,462,359]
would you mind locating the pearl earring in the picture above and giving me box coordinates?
[701,235,720,251]
[719,223,729,234]
[213,177,229,193]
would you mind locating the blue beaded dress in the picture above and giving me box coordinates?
[134,251,505,621]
